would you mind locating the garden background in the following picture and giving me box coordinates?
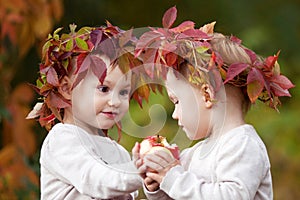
[0,0,299,199]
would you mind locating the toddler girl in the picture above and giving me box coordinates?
[133,7,294,200]
[27,23,144,200]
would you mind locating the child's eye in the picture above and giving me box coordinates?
[97,85,110,93]
[119,89,129,96]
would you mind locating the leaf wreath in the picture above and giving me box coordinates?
[135,6,295,111]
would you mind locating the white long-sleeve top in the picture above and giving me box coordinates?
[144,124,273,200]
[40,123,142,200]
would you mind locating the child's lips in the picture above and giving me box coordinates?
[101,111,118,119]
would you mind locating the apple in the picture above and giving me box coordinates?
[139,135,179,160]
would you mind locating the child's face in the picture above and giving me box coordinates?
[71,64,131,133]
[165,71,212,140]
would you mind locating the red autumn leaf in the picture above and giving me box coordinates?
[46,67,59,86]
[119,28,133,47]
[265,52,279,69]
[77,54,91,74]
[128,52,143,69]
[211,68,223,92]
[75,53,88,74]
[162,6,177,28]
[171,21,195,33]
[247,67,265,85]
[59,51,72,60]
[230,35,242,45]
[90,55,107,83]
[224,63,249,83]
[72,70,88,89]
[161,42,177,55]
[40,84,53,95]
[132,92,143,108]
[137,84,150,103]
[90,29,103,47]
[178,29,209,40]
[105,25,120,35]
[102,39,118,59]
[48,103,63,122]
[118,53,131,74]
[247,68,265,102]
[141,48,158,64]
[244,49,257,64]
[47,91,71,109]
[135,31,162,57]
[270,75,295,89]
[39,113,56,126]
[165,52,177,66]
[270,82,291,97]
[141,50,158,79]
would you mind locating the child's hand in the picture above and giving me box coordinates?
[143,149,180,184]
[144,176,160,192]
[132,142,161,192]
[132,142,146,177]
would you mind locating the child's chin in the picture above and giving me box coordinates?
[186,131,198,140]
[98,122,115,130]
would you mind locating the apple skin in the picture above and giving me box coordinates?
[139,136,179,160]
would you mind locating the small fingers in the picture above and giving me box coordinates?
[154,150,175,162]
[135,158,143,168]
[143,156,164,172]
[144,177,159,192]
[144,153,174,171]
[146,172,162,184]
[131,142,140,161]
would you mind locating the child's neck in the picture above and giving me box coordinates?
[62,108,99,135]
[211,88,246,137]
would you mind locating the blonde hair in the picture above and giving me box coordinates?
[210,33,252,65]
[211,33,252,114]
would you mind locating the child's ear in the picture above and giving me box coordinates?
[201,84,213,108]
[58,76,72,100]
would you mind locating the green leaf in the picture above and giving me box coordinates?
[53,27,63,40]
[77,26,93,35]
[36,78,43,88]
[75,37,88,50]
[196,46,209,54]
[62,59,69,70]
[66,39,74,51]
[42,40,52,57]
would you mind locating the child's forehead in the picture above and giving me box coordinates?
[104,65,131,83]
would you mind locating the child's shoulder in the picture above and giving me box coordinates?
[45,123,82,144]
[228,124,265,143]
[219,124,269,160]
[48,123,80,136]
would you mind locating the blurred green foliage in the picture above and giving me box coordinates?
[1,0,299,199]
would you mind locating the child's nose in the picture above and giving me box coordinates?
[108,93,121,107]
[172,104,179,120]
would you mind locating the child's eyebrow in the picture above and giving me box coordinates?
[100,79,131,88]
[102,79,112,85]
[122,83,131,88]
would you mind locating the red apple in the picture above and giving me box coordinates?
[139,135,179,160]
